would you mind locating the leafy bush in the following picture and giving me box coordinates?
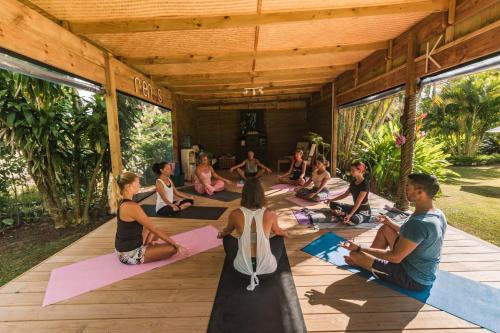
[448,154,500,166]
[479,136,500,155]
[355,120,456,196]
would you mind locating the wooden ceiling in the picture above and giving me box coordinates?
[25,0,449,104]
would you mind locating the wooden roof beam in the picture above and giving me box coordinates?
[123,42,387,65]
[174,82,325,94]
[153,64,355,82]
[69,0,448,34]
[184,93,312,105]
[169,78,334,92]
[180,87,321,99]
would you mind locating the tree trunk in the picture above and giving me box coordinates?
[82,149,105,224]
[99,169,110,207]
[73,138,82,224]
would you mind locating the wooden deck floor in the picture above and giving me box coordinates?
[0,174,498,332]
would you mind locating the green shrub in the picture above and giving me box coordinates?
[448,154,500,166]
[355,120,456,196]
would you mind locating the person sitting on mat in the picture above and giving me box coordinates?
[217,177,289,291]
[194,154,232,195]
[152,162,194,216]
[326,160,371,225]
[340,173,447,291]
[110,172,188,265]
[278,149,307,186]
[294,155,331,202]
[230,150,272,180]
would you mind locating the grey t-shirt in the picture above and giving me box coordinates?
[400,209,447,285]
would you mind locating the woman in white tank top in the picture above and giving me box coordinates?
[152,162,194,216]
[217,178,288,290]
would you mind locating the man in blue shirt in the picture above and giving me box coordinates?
[341,173,447,291]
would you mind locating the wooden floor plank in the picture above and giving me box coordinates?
[1,173,497,332]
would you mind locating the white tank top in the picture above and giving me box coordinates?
[155,178,174,212]
[233,207,278,291]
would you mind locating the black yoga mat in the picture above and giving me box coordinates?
[141,204,227,220]
[179,185,241,202]
[207,237,307,333]
[132,190,156,203]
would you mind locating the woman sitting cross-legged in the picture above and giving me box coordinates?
[152,162,194,217]
[326,160,371,226]
[230,150,272,180]
[277,149,307,186]
[194,154,232,195]
[110,172,188,265]
[217,178,288,291]
[294,155,331,202]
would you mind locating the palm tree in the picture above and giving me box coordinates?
[423,70,500,157]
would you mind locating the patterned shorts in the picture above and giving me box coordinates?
[115,245,147,265]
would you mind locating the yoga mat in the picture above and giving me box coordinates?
[293,208,409,229]
[132,190,155,203]
[269,183,296,192]
[179,185,241,202]
[302,232,500,333]
[141,204,227,220]
[285,188,349,207]
[43,225,222,306]
[208,241,307,333]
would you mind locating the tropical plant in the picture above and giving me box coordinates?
[305,132,331,157]
[354,119,455,196]
[421,70,500,157]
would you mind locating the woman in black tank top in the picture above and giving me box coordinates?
[111,172,188,265]
[277,149,307,186]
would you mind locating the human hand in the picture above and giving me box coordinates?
[343,214,353,224]
[217,231,224,239]
[340,240,360,252]
[308,193,317,199]
[376,214,390,225]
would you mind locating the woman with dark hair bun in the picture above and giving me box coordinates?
[294,155,331,202]
[326,160,371,225]
[152,162,194,216]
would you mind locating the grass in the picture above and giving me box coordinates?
[0,212,112,286]
[435,165,500,246]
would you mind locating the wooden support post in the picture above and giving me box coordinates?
[396,31,419,211]
[331,82,339,176]
[171,94,179,162]
[104,54,123,177]
[445,0,456,43]
[386,39,393,73]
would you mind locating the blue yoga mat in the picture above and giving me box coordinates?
[302,232,500,333]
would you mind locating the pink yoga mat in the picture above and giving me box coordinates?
[269,184,295,192]
[43,225,222,306]
[285,188,348,207]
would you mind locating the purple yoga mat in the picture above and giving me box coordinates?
[285,188,348,207]
[292,210,311,225]
[42,225,222,306]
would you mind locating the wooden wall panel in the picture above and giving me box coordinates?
[195,108,308,163]
[265,109,308,163]
[308,92,333,152]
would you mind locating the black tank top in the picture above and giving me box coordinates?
[292,160,303,176]
[115,199,143,252]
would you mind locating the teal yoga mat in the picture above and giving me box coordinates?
[302,232,500,332]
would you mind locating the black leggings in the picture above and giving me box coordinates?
[329,202,371,225]
[156,199,194,217]
[223,235,284,272]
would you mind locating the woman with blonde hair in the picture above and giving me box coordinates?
[194,153,232,195]
[110,172,188,265]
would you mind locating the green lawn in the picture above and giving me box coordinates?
[436,165,500,246]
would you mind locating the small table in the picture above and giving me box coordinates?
[277,157,293,174]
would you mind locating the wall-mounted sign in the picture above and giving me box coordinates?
[134,77,163,104]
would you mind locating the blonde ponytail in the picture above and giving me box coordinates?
[108,172,138,213]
